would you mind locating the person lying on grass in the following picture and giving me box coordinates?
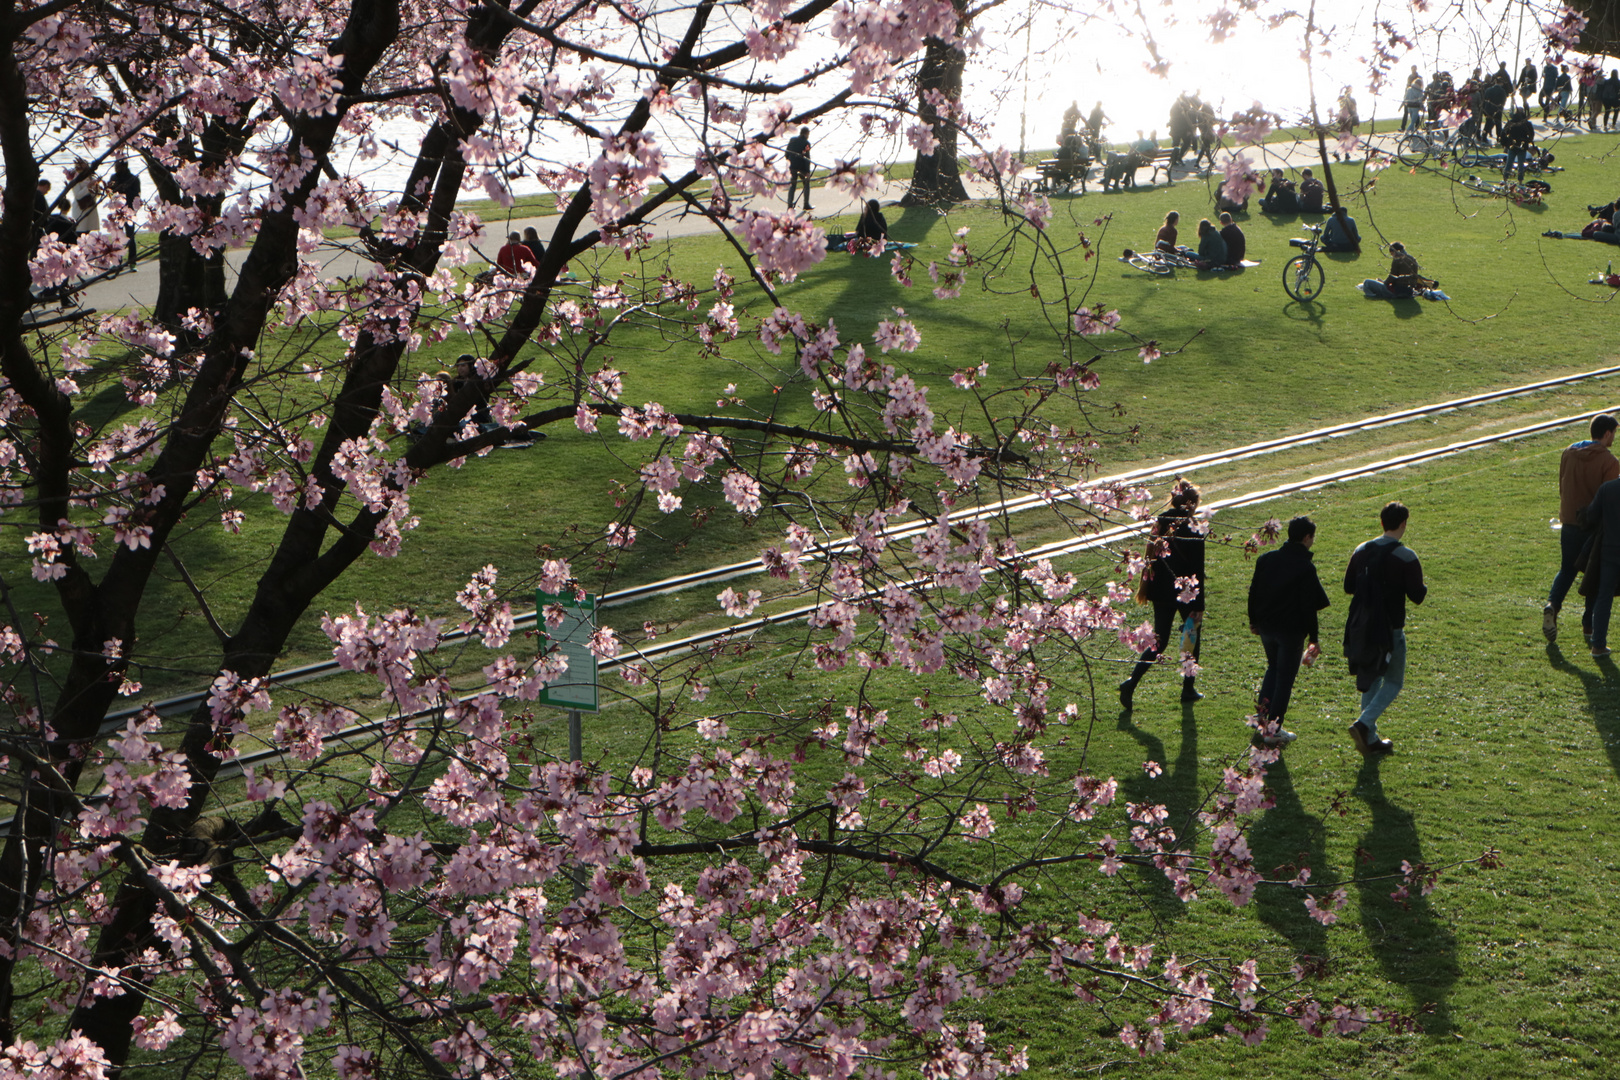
[1543,220,1620,244]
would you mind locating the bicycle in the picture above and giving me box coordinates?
[1461,174,1551,205]
[1395,124,1490,167]
[1119,247,1200,275]
[1282,224,1326,302]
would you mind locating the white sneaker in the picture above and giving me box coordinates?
[1262,728,1298,747]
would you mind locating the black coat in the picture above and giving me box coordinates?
[1144,511,1206,612]
[1247,540,1330,642]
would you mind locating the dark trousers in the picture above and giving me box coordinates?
[1550,522,1596,617]
[1592,557,1620,650]
[1257,631,1306,723]
[787,168,811,210]
[1124,598,1201,690]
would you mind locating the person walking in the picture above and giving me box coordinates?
[1501,108,1536,181]
[785,126,813,212]
[1544,414,1619,644]
[1580,469,1620,659]
[1344,502,1427,755]
[1120,481,1207,709]
[1247,516,1330,746]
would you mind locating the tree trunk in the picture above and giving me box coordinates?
[152,233,228,340]
[901,10,970,206]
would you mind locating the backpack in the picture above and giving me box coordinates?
[1342,542,1396,692]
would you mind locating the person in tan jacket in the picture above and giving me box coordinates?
[1545,413,1620,642]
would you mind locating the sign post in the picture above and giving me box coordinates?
[537,590,600,719]
[538,590,598,901]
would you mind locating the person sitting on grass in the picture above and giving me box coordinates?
[1218,212,1246,265]
[496,231,538,275]
[1194,217,1227,268]
[1297,169,1326,213]
[854,199,888,243]
[1321,210,1360,253]
[1154,210,1180,253]
[1381,241,1437,298]
[522,226,546,265]
[1261,169,1298,213]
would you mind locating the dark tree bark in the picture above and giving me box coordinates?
[901,0,970,206]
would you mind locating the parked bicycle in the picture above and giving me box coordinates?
[1395,124,1490,167]
[1461,174,1551,205]
[1283,224,1326,302]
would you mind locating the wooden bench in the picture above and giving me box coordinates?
[1146,149,1184,183]
[1034,154,1090,195]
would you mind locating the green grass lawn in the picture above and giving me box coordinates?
[22,131,1620,1076]
[44,132,1620,695]
[519,427,1617,1079]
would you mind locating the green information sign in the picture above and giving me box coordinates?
[536,590,599,713]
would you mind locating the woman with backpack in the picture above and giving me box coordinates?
[1120,482,1208,709]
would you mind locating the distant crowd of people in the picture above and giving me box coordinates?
[30,157,141,265]
[1401,59,1620,134]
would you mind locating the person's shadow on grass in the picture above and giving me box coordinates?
[1545,643,1620,777]
[1116,702,1203,928]
[1250,755,1330,964]
[1352,758,1458,1035]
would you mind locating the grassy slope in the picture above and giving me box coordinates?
[18,131,1620,1079]
[70,133,1620,687]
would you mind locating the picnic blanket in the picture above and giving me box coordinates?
[1357,279,1449,301]
[1116,254,1261,272]
[827,236,917,254]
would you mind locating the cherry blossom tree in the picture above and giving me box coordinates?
[0,0,1511,1076]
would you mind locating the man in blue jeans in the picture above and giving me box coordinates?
[1344,503,1428,756]
[1545,414,1618,643]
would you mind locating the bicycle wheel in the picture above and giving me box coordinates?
[1396,133,1430,167]
[1283,255,1325,302]
[1129,254,1174,276]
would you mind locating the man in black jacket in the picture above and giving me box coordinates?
[1248,517,1330,746]
[1343,502,1428,755]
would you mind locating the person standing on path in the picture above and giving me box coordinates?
[785,127,813,212]
[1120,481,1208,710]
[1247,516,1330,746]
[1344,502,1427,756]
[1544,414,1618,644]
[107,159,141,266]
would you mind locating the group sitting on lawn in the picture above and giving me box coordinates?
[1147,210,1250,270]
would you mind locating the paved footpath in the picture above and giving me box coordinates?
[62,127,1446,317]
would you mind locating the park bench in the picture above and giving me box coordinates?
[1034,156,1089,195]
[1146,149,1184,183]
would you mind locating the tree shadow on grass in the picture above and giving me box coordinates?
[1544,643,1620,778]
[1353,758,1458,1035]
[1249,756,1329,963]
[1116,703,1203,927]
